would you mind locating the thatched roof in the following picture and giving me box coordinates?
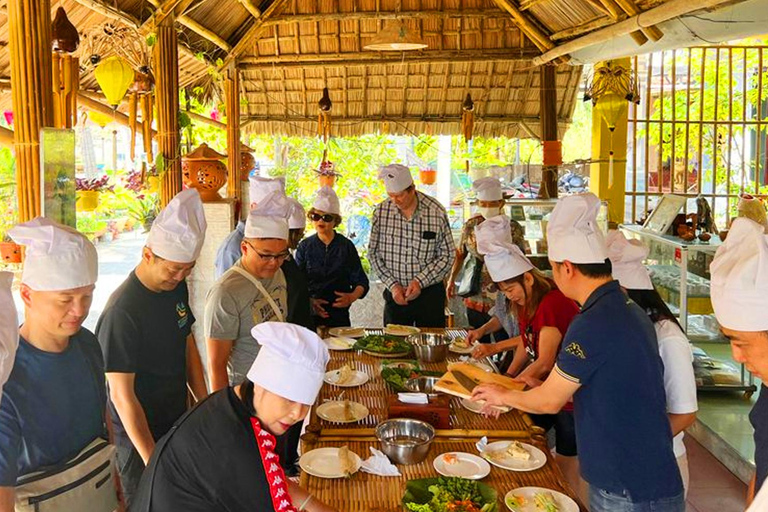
[0,0,750,138]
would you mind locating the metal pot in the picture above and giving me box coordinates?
[408,333,449,363]
[375,418,435,465]
[405,376,440,398]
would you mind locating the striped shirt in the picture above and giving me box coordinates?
[368,191,455,290]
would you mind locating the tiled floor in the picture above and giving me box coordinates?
[686,436,747,512]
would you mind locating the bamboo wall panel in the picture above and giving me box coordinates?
[154,20,182,207]
[9,0,54,222]
[225,65,241,200]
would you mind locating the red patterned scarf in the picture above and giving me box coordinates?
[250,417,298,512]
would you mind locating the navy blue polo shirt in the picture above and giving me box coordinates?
[751,385,768,492]
[555,280,682,502]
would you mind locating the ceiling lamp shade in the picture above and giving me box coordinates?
[594,92,627,132]
[364,20,427,51]
[95,56,135,108]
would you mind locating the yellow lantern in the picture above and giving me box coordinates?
[87,110,115,128]
[95,56,134,107]
[594,92,627,132]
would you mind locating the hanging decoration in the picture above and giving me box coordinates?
[364,19,428,51]
[317,87,332,143]
[314,155,340,188]
[51,7,80,129]
[583,60,639,187]
[461,93,475,143]
[3,111,13,127]
[94,56,134,107]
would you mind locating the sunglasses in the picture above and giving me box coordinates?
[310,213,335,223]
[244,241,289,262]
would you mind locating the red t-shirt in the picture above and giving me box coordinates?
[517,288,579,412]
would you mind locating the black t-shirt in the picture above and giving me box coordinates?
[281,256,313,330]
[752,384,768,492]
[130,388,275,512]
[96,271,194,444]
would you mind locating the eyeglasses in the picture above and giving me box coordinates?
[310,213,335,223]
[244,241,289,262]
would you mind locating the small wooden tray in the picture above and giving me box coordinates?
[434,362,525,400]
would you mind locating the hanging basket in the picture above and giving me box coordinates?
[0,242,21,263]
[77,190,100,212]
[419,168,437,185]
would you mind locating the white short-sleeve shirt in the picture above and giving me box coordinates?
[655,319,698,457]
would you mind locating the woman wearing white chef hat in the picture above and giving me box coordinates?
[132,322,336,512]
[710,217,768,503]
[468,216,581,494]
[447,178,526,344]
[606,229,697,496]
[0,217,117,511]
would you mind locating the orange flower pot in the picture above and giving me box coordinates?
[0,242,21,263]
[319,174,336,188]
[240,143,256,181]
[419,168,437,185]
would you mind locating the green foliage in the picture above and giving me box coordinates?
[76,212,107,235]
[146,33,156,47]
[0,148,16,239]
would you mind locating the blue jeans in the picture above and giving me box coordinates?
[589,486,685,512]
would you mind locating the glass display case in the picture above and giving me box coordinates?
[621,224,757,397]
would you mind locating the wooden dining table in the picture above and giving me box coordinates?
[299,327,584,511]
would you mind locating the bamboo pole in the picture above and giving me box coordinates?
[538,65,559,199]
[128,92,138,161]
[532,0,739,66]
[154,19,182,207]
[10,0,53,222]
[77,92,158,135]
[224,65,241,200]
[613,0,665,41]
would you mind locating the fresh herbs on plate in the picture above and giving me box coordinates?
[353,334,411,354]
[381,366,442,392]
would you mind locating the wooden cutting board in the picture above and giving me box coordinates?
[434,362,525,400]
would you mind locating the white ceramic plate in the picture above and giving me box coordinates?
[328,327,366,338]
[468,360,494,373]
[324,336,356,351]
[324,369,369,387]
[315,400,369,423]
[299,447,362,479]
[449,342,474,354]
[433,452,491,480]
[504,487,578,512]
[481,441,547,472]
[460,398,511,415]
[384,324,421,337]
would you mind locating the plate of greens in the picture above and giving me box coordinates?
[402,477,498,512]
[382,366,443,392]
[354,335,412,358]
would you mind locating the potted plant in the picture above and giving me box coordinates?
[76,175,113,212]
[127,195,159,233]
[419,167,437,185]
[315,160,340,188]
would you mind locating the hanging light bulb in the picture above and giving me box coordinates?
[318,87,332,112]
[94,56,135,108]
[364,19,428,51]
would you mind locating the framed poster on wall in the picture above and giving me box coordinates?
[39,128,76,228]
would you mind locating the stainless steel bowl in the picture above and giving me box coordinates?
[375,418,435,465]
[405,376,440,397]
[408,333,449,363]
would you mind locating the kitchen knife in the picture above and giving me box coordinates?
[452,370,480,394]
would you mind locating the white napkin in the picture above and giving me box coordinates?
[360,447,401,476]
[398,392,428,404]
[476,436,489,453]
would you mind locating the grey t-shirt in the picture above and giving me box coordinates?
[204,260,287,384]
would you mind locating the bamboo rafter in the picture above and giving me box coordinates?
[263,9,506,24]
[221,0,289,69]
[145,0,231,53]
[490,0,568,63]
[238,0,262,19]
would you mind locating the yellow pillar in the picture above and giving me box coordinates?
[589,57,630,224]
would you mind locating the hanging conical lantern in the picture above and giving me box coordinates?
[87,109,115,128]
[364,19,428,51]
[594,92,627,132]
[94,56,135,108]
[52,7,80,53]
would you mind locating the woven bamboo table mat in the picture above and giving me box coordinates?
[299,436,584,512]
[308,328,537,438]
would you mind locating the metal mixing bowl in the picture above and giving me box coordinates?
[405,376,440,397]
[408,333,449,363]
[375,418,435,465]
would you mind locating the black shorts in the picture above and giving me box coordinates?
[529,410,577,457]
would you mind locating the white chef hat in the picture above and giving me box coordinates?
[9,217,98,290]
[288,198,306,230]
[377,164,414,194]
[249,175,286,205]
[606,229,653,290]
[485,243,534,283]
[146,189,207,264]
[472,177,503,202]
[547,193,608,264]
[475,215,513,255]
[710,217,768,331]
[0,272,18,397]
[245,190,290,240]
[248,322,330,405]
[312,186,341,215]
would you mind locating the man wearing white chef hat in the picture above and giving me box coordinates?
[606,229,697,496]
[472,193,685,511]
[710,217,768,503]
[1,218,116,509]
[96,189,208,507]
[131,322,336,511]
[368,164,456,327]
